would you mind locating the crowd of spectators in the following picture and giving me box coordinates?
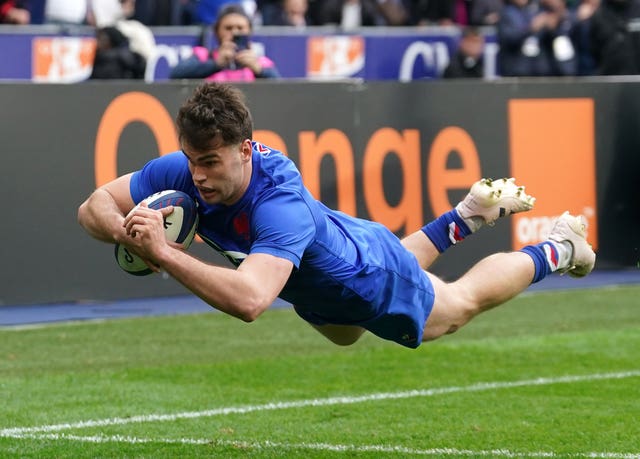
[2,0,640,77]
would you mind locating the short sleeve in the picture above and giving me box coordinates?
[249,189,316,268]
[130,152,193,203]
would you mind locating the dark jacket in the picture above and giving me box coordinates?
[589,0,640,74]
[443,52,485,78]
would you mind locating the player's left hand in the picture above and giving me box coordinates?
[122,203,175,264]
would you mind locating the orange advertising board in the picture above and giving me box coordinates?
[509,99,597,249]
[32,37,96,83]
[307,36,365,79]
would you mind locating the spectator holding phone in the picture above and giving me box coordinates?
[170,4,280,81]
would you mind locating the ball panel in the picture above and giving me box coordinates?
[114,190,199,276]
[114,243,153,276]
[163,207,185,242]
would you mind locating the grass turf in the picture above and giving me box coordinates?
[1,285,639,458]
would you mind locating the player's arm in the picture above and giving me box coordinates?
[121,192,298,321]
[169,250,292,321]
[146,241,293,322]
[77,173,136,243]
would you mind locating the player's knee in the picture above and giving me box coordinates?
[422,323,461,342]
[328,335,361,346]
[314,324,365,346]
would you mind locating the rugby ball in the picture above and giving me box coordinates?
[114,190,199,276]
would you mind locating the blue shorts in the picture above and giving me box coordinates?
[293,265,435,349]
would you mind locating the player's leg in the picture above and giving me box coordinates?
[422,212,596,341]
[308,323,366,346]
[293,304,367,345]
[402,178,535,270]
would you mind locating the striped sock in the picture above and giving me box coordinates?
[421,209,472,253]
[521,241,572,283]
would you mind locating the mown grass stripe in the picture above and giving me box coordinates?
[2,370,638,436]
[3,433,639,458]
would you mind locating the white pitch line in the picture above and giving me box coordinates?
[5,433,640,459]
[1,370,639,437]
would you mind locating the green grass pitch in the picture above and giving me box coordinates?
[1,285,639,458]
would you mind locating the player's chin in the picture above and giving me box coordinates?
[197,188,219,203]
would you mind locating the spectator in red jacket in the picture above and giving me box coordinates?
[0,0,30,23]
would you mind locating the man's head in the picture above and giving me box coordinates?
[176,83,254,205]
[459,27,485,60]
[214,4,253,44]
[176,82,253,152]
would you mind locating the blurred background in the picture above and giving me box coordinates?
[1,0,639,306]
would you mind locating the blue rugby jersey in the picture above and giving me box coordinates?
[130,142,434,346]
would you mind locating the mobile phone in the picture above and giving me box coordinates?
[233,34,249,51]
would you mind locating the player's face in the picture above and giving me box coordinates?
[182,140,252,206]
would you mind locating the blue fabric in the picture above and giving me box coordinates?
[195,0,240,25]
[130,142,434,348]
[421,209,472,253]
[520,242,557,284]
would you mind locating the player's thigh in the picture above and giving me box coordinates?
[310,323,366,346]
[422,272,472,341]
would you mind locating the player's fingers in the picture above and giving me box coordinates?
[124,205,164,230]
[124,216,151,237]
[159,205,174,217]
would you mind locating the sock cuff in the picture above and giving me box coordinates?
[521,243,556,283]
[422,209,472,253]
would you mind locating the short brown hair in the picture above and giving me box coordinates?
[176,82,253,151]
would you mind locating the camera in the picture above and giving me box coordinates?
[233,34,249,51]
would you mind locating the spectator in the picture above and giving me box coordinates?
[89,25,146,79]
[377,0,410,25]
[314,0,392,28]
[262,0,310,26]
[170,3,280,81]
[589,0,640,74]
[443,26,486,78]
[130,0,194,25]
[90,0,156,67]
[44,0,90,25]
[569,0,600,75]
[469,0,503,25]
[0,0,30,23]
[192,0,258,25]
[497,0,578,76]
[409,0,456,25]
[90,0,135,26]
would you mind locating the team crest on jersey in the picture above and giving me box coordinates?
[256,142,272,156]
[233,212,250,241]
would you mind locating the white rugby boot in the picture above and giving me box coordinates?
[455,178,536,232]
[548,211,596,278]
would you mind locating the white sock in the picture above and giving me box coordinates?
[550,240,573,271]
[455,204,484,233]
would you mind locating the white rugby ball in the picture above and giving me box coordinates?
[114,190,199,276]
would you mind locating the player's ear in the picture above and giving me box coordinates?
[241,138,253,162]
